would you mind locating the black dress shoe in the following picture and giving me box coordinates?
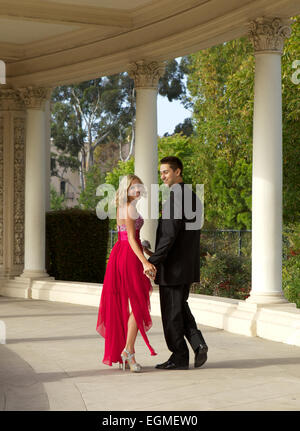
[155,359,189,370]
[194,344,208,368]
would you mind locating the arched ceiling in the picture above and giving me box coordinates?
[0,0,299,87]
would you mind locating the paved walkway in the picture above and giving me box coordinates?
[1,295,300,411]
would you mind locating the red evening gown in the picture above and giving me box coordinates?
[96,214,157,366]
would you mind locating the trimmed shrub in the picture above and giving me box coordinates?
[46,208,109,282]
[191,251,251,300]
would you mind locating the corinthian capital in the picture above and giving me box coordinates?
[128,60,166,89]
[248,17,292,54]
[17,86,52,110]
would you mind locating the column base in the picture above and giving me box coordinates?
[17,270,53,281]
[222,300,260,337]
[0,277,32,298]
[8,271,55,298]
[246,292,289,305]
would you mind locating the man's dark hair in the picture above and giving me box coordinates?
[160,156,183,176]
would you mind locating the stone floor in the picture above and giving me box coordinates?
[1,295,300,411]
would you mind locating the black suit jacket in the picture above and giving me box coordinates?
[148,182,202,286]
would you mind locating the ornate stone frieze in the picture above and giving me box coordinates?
[17,86,52,110]
[0,117,3,265]
[249,17,292,54]
[13,117,25,265]
[0,88,24,111]
[128,60,166,89]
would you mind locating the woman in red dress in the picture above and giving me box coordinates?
[96,174,157,372]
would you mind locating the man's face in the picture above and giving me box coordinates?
[160,164,181,187]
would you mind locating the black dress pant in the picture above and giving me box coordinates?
[159,283,206,366]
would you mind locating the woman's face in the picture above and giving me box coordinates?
[128,179,143,201]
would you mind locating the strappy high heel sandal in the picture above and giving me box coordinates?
[119,361,129,370]
[121,349,142,373]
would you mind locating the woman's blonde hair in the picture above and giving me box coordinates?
[116,174,144,209]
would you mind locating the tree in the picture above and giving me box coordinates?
[51,74,135,191]
[185,37,254,228]
[51,58,187,195]
[281,16,300,223]
[105,157,135,192]
[158,58,187,102]
[173,118,194,137]
[185,16,300,228]
[50,185,67,210]
[77,165,106,211]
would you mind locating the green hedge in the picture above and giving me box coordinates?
[46,208,109,283]
[191,225,300,308]
[191,251,251,300]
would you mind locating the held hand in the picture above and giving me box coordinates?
[143,261,156,280]
[144,269,156,281]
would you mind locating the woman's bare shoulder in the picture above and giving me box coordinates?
[117,203,137,225]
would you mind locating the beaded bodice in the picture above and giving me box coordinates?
[117,214,144,232]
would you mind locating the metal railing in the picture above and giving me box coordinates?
[108,229,292,259]
[108,229,252,257]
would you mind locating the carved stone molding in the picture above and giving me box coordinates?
[248,17,292,54]
[128,60,166,89]
[0,88,24,111]
[17,86,52,110]
[13,117,26,266]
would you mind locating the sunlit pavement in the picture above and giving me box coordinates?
[1,295,300,411]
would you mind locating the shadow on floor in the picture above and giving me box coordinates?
[206,356,300,369]
[0,345,50,411]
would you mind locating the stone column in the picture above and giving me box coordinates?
[0,88,26,280]
[247,18,292,304]
[128,60,165,250]
[16,86,53,281]
[45,99,51,213]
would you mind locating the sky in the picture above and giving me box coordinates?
[157,59,192,137]
[157,94,191,137]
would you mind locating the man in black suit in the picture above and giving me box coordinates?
[145,156,208,370]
